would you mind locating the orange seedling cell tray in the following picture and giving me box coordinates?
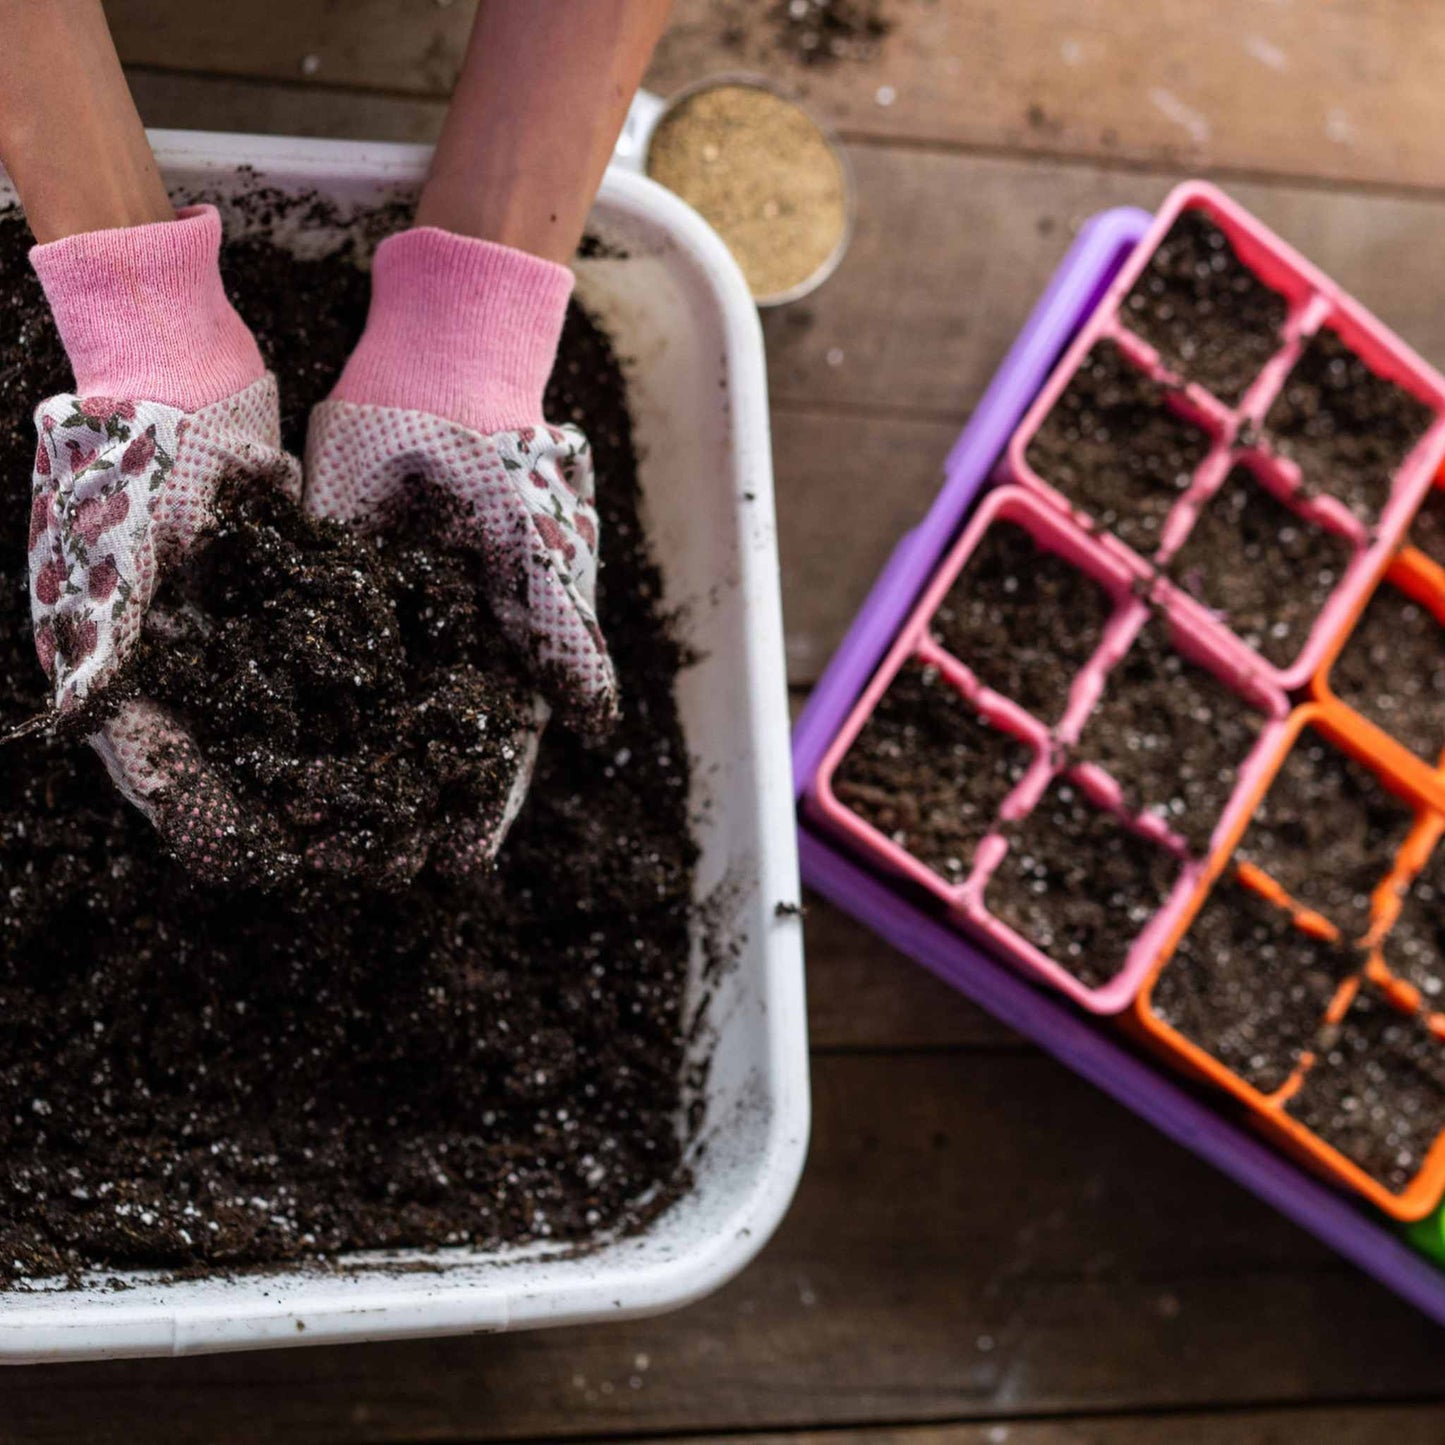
[1133,702,1445,1221]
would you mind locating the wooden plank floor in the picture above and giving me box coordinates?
[11,3,1445,1438]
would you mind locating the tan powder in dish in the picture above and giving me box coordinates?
[647,83,849,302]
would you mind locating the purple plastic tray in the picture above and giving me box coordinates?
[791,205,1445,1326]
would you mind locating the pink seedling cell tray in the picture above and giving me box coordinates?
[809,485,1291,1014]
[1005,181,1445,694]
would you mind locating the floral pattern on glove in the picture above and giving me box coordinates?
[305,401,617,736]
[28,375,300,717]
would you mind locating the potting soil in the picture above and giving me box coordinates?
[0,203,698,1287]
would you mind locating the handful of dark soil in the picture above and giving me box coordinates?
[131,477,536,888]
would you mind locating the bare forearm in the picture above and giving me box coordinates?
[0,0,171,243]
[416,0,673,262]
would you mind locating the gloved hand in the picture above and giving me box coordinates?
[27,204,300,875]
[305,226,617,875]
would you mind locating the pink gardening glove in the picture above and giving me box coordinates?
[27,204,300,875]
[305,227,617,872]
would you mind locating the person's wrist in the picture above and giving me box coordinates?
[330,227,574,434]
[30,204,265,412]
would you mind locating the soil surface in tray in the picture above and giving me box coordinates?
[1237,733,1414,942]
[1076,614,1263,856]
[1284,987,1445,1195]
[130,478,536,888]
[1332,583,1445,763]
[1383,844,1445,1006]
[831,658,1032,886]
[0,203,698,1286]
[1409,485,1445,568]
[1024,339,1213,554]
[1168,463,1351,669]
[1265,328,1435,523]
[1122,210,1288,405]
[1151,875,1358,1096]
[931,519,1113,725]
[985,779,1178,989]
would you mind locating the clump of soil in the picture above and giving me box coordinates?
[1408,484,1445,568]
[1168,464,1351,669]
[831,658,1032,885]
[1076,615,1263,856]
[985,779,1178,988]
[1153,876,1359,1094]
[1383,845,1445,1006]
[1025,339,1213,553]
[646,82,848,302]
[931,520,1113,725]
[0,204,699,1287]
[130,477,535,888]
[768,0,892,64]
[1238,733,1414,941]
[1331,584,1445,762]
[1122,210,1288,404]
[1285,987,1445,1194]
[1265,328,1436,523]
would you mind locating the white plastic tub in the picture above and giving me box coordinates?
[0,131,809,1363]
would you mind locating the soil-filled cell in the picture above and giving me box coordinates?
[1409,485,1445,568]
[1122,210,1289,405]
[1332,584,1445,763]
[1238,734,1415,941]
[1025,339,1214,553]
[1076,615,1264,856]
[1265,329,1435,523]
[985,780,1179,989]
[1383,844,1445,1007]
[1168,465,1351,669]
[931,520,1114,725]
[1152,875,1359,1095]
[832,659,1033,885]
[1284,988,1445,1195]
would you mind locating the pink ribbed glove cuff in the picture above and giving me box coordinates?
[331,228,574,433]
[30,204,265,412]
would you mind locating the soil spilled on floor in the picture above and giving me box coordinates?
[0,201,699,1287]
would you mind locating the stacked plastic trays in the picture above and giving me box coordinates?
[794,181,1445,1321]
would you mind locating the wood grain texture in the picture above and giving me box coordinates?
[650,0,1445,193]
[764,147,1445,419]
[127,67,446,143]
[803,891,1019,1050]
[671,1404,1445,1445]
[113,0,1445,191]
[5,1053,1441,1445]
